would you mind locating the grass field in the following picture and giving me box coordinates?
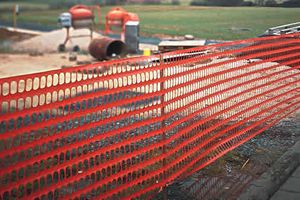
[1,2,300,40]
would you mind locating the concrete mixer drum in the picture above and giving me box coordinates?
[58,4,101,52]
[69,5,94,29]
[105,7,139,41]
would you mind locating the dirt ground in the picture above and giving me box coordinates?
[0,28,36,42]
[11,28,102,53]
[159,113,300,200]
[0,27,158,79]
[0,53,95,78]
[0,27,158,54]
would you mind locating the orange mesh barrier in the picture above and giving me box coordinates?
[1,33,300,200]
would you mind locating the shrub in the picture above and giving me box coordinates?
[171,0,180,5]
[241,1,255,6]
[280,0,300,7]
[190,0,245,7]
[265,0,278,7]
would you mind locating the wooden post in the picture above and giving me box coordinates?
[13,4,17,29]
[160,54,168,200]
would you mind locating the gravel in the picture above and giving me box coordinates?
[158,114,300,200]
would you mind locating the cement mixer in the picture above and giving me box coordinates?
[58,4,101,52]
[105,7,139,41]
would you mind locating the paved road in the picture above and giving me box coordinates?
[270,166,300,200]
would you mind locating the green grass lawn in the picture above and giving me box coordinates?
[130,5,300,40]
[1,3,300,40]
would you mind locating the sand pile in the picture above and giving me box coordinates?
[12,28,102,53]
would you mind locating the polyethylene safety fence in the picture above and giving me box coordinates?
[1,33,300,200]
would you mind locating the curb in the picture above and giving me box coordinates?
[238,138,300,200]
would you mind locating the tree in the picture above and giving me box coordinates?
[255,0,265,6]
[190,0,245,6]
[171,0,180,5]
[265,0,277,7]
[281,0,300,7]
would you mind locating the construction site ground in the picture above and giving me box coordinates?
[0,27,157,78]
[159,114,300,200]
[0,53,94,78]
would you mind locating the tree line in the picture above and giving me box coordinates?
[190,0,300,7]
[3,0,299,7]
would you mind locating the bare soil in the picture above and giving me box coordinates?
[11,28,102,53]
[0,28,35,42]
[159,113,300,200]
[0,53,94,78]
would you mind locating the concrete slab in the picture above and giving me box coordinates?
[271,190,300,200]
[292,166,300,178]
[280,177,300,192]
[238,139,300,200]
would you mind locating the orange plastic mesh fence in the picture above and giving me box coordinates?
[1,33,300,200]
